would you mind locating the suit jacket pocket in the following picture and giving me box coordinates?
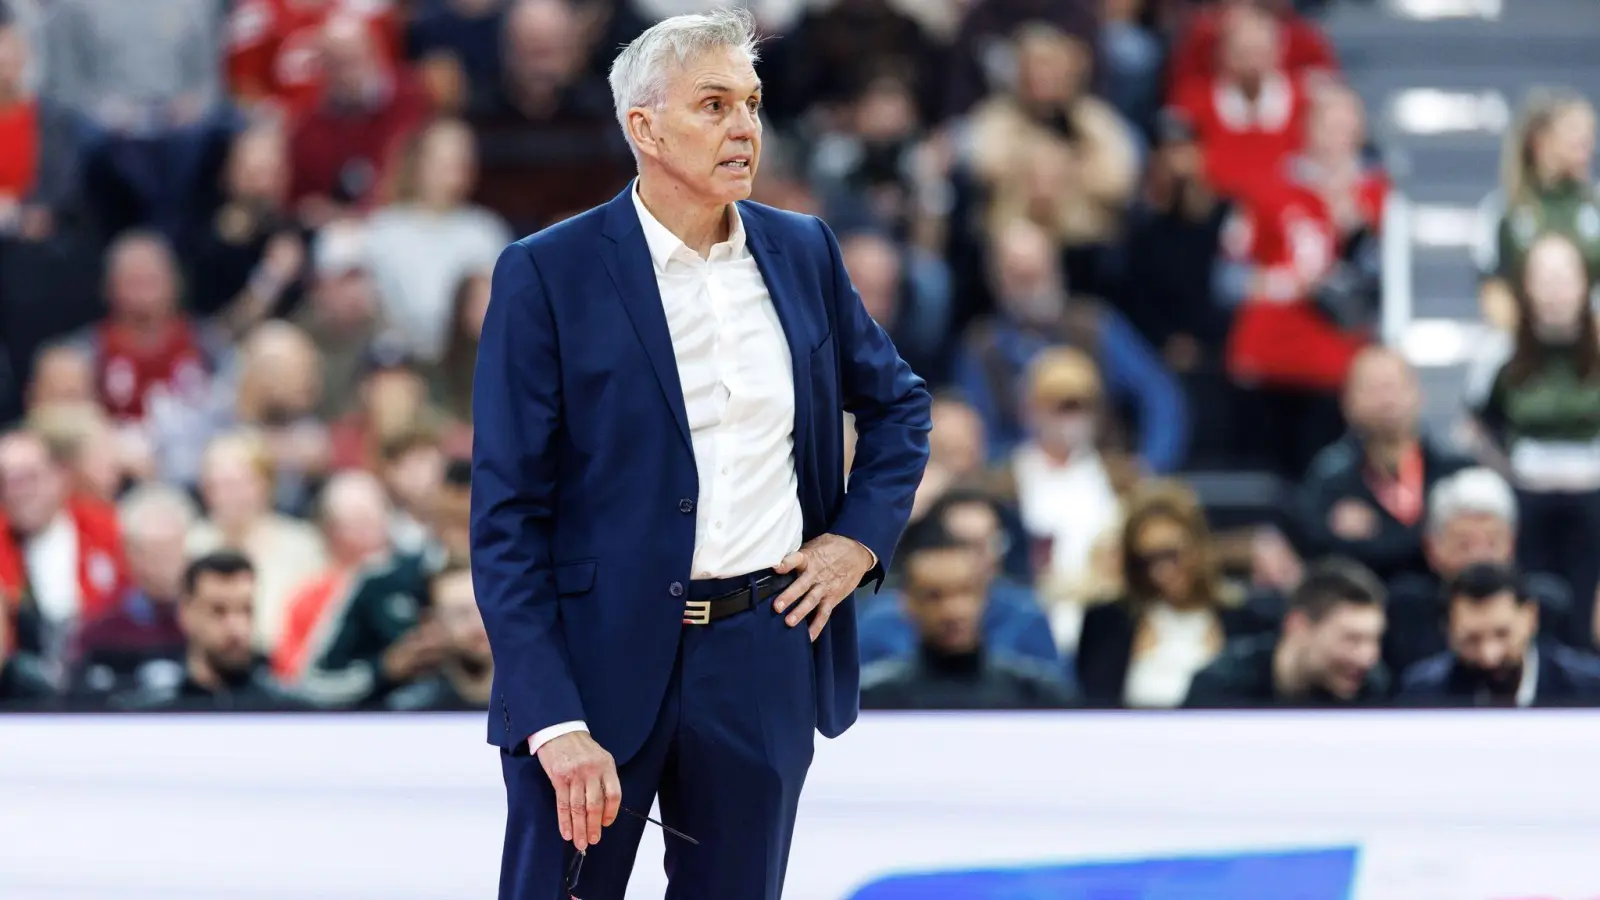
[553,560,598,596]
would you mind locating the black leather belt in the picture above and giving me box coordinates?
[683,572,796,626]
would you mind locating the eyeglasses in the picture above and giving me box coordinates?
[565,805,698,899]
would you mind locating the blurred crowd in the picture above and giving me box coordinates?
[2,0,1599,715]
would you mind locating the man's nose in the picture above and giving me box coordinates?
[728,104,758,139]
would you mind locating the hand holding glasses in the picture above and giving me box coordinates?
[565,805,698,899]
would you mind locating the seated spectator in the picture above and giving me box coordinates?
[954,217,1186,470]
[186,125,305,328]
[365,118,511,364]
[47,0,233,240]
[70,484,196,699]
[1078,479,1276,708]
[1170,4,1309,205]
[226,0,405,121]
[942,0,1098,120]
[188,431,328,651]
[910,394,989,522]
[467,0,632,233]
[378,427,449,555]
[329,339,453,475]
[860,515,1076,710]
[1294,347,1470,581]
[222,323,333,518]
[293,221,388,420]
[25,402,129,504]
[112,551,310,711]
[0,428,127,669]
[1470,233,1600,641]
[838,227,950,386]
[288,13,431,223]
[0,16,82,244]
[1398,563,1600,708]
[1473,89,1596,332]
[429,269,490,426]
[808,71,929,238]
[969,23,1138,284]
[762,0,937,129]
[273,470,395,681]
[406,0,506,115]
[24,344,96,413]
[73,232,230,488]
[859,488,1056,670]
[1166,0,1336,99]
[1184,556,1389,707]
[1098,0,1164,136]
[1224,85,1382,478]
[1386,468,1582,675]
[993,347,1129,593]
[385,563,491,711]
[0,597,52,709]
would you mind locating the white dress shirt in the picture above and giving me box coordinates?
[528,188,807,754]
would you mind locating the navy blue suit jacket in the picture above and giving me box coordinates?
[470,186,932,763]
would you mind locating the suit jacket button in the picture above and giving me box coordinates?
[669,582,684,597]
[678,498,695,513]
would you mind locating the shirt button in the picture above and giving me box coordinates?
[669,582,684,597]
[678,498,695,513]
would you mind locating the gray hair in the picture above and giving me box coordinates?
[1428,467,1518,533]
[118,483,199,541]
[607,8,760,161]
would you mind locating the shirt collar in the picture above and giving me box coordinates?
[630,181,747,274]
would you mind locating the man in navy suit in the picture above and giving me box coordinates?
[469,9,932,899]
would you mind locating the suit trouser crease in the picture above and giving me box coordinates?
[499,600,815,900]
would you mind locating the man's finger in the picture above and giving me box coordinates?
[601,763,622,828]
[554,776,574,842]
[772,550,807,575]
[808,600,835,642]
[585,769,604,846]
[784,584,826,627]
[772,570,814,614]
[569,780,590,852]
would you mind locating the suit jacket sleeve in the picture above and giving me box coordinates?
[470,241,586,744]
[814,218,932,588]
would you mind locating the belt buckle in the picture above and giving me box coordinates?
[682,599,712,626]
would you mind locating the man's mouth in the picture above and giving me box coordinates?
[719,157,751,170]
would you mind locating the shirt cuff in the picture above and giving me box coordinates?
[851,538,878,568]
[527,720,588,756]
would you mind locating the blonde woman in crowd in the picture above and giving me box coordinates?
[187,431,327,651]
[1075,480,1275,708]
[230,321,332,516]
[1475,88,1597,331]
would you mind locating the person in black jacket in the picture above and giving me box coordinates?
[1397,563,1600,708]
[112,551,311,712]
[1184,557,1390,708]
[860,515,1077,711]
[385,562,491,712]
[1294,348,1471,582]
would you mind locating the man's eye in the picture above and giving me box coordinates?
[705,100,722,112]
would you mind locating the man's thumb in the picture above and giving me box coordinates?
[774,551,804,574]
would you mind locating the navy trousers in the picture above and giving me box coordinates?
[499,588,816,899]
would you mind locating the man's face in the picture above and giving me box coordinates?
[432,569,490,662]
[1343,352,1419,441]
[1293,604,1385,701]
[841,234,901,327]
[1449,591,1536,690]
[199,449,269,525]
[0,26,27,93]
[385,445,443,515]
[928,400,986,478]
[126,513,190,603]
[0,435,66,535]
[1427,513,1514,579]
[108,242,178,323]
[26,349,96,410]
[941,502,1003,582]
[633,45,762,207]
[181,571,257,675]
[901,547,987,655]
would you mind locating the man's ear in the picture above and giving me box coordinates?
[628,108,659,160]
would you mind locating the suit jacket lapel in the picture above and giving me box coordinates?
[599,188,693,455]
[742,206,812,467]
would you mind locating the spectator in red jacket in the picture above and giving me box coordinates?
[226,0,405,121]
[1167,0,1337,98]
[288,13,430,224]
[0,428,128,668]
[1171,4,1311,205]
[1225,84,1383,479]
